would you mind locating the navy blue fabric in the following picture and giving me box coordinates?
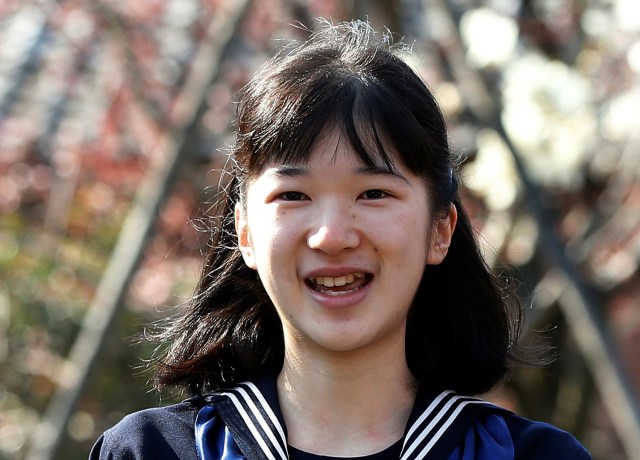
[90,389,591,460]
[398,391,512,459]
[506,415,592,460]
[199,381,289,460]
[195,405,245,460]
[448,413,513,459]
[89,400,200,460]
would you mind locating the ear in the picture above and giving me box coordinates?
[235,202,257,270]
[427,203,458,265]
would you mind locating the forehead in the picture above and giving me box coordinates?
[262,124,403,175]
[252,130,419,190]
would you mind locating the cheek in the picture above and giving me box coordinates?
[372,207,430,246]
[247,211,293,263]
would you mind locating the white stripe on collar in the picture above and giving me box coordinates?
[243,382,288,447]
[216,383,288,460]
[401,391,497,460]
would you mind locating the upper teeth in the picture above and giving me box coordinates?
[310,273,365,287]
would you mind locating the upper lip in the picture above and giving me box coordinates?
[303,267,371,279]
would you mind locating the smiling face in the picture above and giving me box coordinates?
[235,127,454,359]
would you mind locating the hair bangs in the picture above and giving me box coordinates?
[239,62,403,176]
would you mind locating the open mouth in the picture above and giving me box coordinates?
[306,272,372,297]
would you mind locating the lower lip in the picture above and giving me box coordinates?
[305,280,371,309]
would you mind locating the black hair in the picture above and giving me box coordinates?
[154,19,526,396]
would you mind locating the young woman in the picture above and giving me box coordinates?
[90,20,590,460]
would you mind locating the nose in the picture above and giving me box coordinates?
[307,204,360,255]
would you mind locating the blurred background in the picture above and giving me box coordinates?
[0,0,639,458]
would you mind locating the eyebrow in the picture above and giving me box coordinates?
[355,165,409,184]
[268,164,409,184]
[270,165,310,177]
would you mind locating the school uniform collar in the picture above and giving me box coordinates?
[202,377,288,460]
[199,375,509,460]
[400,388,510,459]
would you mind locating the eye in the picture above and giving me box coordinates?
[278,191,308,201]
[359,189,388,200]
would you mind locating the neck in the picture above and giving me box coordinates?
[277,336,417,457]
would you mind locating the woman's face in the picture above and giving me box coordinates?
[235,127,454,358]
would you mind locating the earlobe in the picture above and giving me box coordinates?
[234,203,257,270]
[427,203,458,265]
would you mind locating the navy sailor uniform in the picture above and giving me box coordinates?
[90,376,590,459]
